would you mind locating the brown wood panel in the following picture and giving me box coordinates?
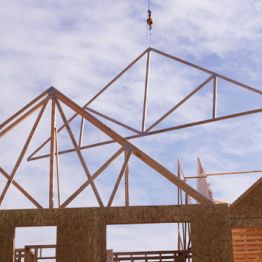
[232,227,262,262]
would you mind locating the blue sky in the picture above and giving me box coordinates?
[0,0,261,252]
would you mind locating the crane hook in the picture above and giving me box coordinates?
[147,9,153,30]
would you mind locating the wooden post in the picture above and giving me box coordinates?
[142,49,150,132]
[124,150,130,206]
[78,117,85,147]
[49,98,56,208]
[213,76,217,119]
[54,127,61,207]
[107,150,131,207]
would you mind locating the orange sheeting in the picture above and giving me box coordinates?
[232,227,262,262]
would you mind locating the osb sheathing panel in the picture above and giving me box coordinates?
[0,224,14,261]
[230,178,262,228]
[0,205,233,262]
[57,222,106,262]
[191,205,233,262]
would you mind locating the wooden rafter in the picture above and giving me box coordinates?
[26,48,262,164]
[0,98,48,205]
[0,167,43,208]
[1,47,260,260]
[124,150,130,207]
[0,97,48,138]
[212,76,217,119]
[145,75,214,132]
[24,48,149,162]
[0,89,49,131]
[107,150,131,207]
[78,117,85,147]
[60,147,124,208]
[150,47,261,94]
[53,88,212,204]
[185,170,262,179]
[49,98,56,208]
[55,98,104,207]
[28,107,262,161]
[1,87,210,207]
[54,127,61,207]
[85,107,141,134]
[141,49,150,132]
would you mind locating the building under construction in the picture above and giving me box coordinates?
[0,48,261,261]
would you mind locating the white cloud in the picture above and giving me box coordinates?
[0,0,261,253]
[107,223,179,252]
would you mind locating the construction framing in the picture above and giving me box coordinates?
[0,48,261,262]
[1,48,261,209]
[0,87,213,209]
[24,47,261,161]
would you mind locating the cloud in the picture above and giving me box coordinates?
[107,223,179,252]
[155,0,262,57]
[0,0,261,252]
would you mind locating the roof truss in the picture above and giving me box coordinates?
[0,87,212,208]
[27,47,262,161]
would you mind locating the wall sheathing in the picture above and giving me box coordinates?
[230,178,262,228]
[0,204,234,262]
